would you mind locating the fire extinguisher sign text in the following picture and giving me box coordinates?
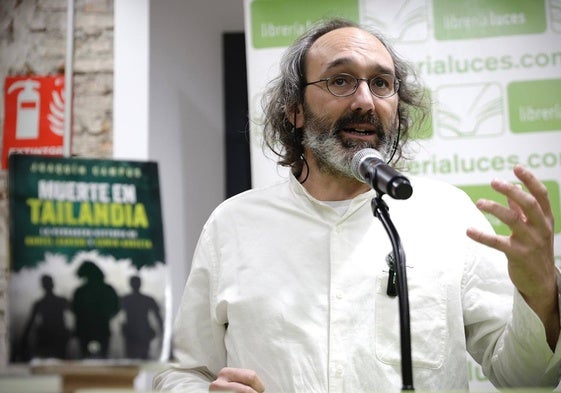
[2,75,65,169]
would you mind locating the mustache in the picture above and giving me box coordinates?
[333,112,385,137]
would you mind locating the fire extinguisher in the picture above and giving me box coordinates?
[8,79,41,139]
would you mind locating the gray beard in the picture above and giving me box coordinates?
[301,108,396,179]
[303,131,370,179]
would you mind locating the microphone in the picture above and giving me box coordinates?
[351,148,413,200]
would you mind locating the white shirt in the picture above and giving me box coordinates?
[155,174,561,392]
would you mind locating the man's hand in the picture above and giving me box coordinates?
[466,165,559,348]
[209,367,265,393]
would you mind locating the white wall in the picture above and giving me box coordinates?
[114,0,245,324]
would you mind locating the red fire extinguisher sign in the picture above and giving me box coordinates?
[2,75,66,169]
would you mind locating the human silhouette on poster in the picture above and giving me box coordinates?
[121,275,164,359]
[71,260,120,359]
[19,274,71,360]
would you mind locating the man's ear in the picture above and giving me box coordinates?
[287,103,304,129]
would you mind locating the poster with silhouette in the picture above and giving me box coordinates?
[8,154,169,363]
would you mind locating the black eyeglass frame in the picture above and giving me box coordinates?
[304,73,400,98]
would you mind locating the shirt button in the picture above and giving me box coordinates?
[335,365,343,376]
[335,290,343,299]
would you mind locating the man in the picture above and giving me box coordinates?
[154,19,561,392]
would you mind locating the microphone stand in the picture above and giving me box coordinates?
[371,194,414,391]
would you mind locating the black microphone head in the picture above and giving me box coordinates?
[351,148,384,182]
[351,148,413,199]
[390,177,413,200]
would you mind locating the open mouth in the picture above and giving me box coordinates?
[341,127,375,136]
[338,125,379,139]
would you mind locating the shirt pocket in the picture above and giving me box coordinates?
[374,269,448,369]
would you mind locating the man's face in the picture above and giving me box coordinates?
[300,27,399,178]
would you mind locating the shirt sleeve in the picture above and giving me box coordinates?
[152,366,217,392]
[153,223,227,391]
[462,199,561,388]
[485,269,561,387]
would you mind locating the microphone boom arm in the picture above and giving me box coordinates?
[371,194,414,391]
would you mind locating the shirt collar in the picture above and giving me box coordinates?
[287,171,375,218]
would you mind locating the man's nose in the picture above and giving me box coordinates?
[350,80,376,113]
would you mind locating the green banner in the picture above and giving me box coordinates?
[8,155,165,272]
[250,0,359,49]
[508,79,561,133]
[433,0,546,40]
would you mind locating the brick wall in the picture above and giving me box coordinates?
[0,0,114,366]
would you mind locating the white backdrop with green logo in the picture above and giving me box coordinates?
[243,0,561,390]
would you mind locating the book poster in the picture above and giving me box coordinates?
[7,154,169,362]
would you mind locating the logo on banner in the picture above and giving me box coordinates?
[362,0,429,43]
[436,83,504,138]
[249,0,359,48]
[2,75,65,169]
[433,0,547,40]
[508,78,561,133]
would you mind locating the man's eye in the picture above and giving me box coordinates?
[372,77,390,88]
[332,77,348,86]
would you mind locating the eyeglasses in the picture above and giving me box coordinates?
[305,73,400,98]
